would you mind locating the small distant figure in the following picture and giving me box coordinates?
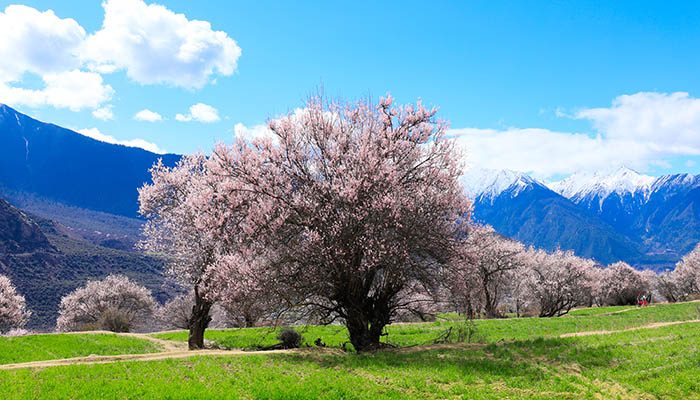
[637,294,648,307]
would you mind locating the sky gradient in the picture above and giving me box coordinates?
[1,0,699,179]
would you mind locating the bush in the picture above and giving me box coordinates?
[276,328,303,349]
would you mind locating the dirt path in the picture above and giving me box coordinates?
[0,348,297,371]
[559,319,700,338]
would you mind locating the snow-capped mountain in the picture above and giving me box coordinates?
[462,167,645,266]
[461,168,542,201]
[548,167,655,202]
[462,167,700,269]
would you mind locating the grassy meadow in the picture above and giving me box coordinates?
[0,333,162,365]
[1,301,698,399]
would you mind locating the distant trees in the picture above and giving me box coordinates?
[521,249,596,317]
[205,93,470,352]
[653,243,700,302]
[0,274,31,333]
[598,262,651,306]
[56,275,156,332]
[448,224,526,318]
[157,293,193,330]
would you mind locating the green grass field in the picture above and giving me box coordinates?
[2,322,699,399]
[1,301,698,399]
[152,301,700,350]
[0,333,162,365]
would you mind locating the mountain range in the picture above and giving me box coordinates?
[463,167,700,269]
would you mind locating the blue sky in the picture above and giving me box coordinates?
[1,0,700,179]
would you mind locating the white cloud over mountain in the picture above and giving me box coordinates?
[0,70,114,111]
[453,92,700,179]
[78,128,164,154]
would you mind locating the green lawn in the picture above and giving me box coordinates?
[0,333,162,365]
[153,301,700,350]
[2,322,698,399]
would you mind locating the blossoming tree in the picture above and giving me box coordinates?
[0,274,31,333]
[448,224,527,318]
[56,275,156,332]
[522,249,596,317]
[139,153,233,348]
[673,243,700,298]
[598,262,651,306]
[208,94,471,351]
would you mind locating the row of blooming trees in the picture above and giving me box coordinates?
[443,223,700,318]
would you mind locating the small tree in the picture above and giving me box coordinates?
[56,275,156,332]
[208,93,471,352]
[0,274,31,333]
[157,294,193,330]
[523,249,595,317]
[599,262,650,306]
[654,271,682,303]
[451,224,526,318]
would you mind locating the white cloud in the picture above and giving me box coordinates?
[452,92,700,179]
[575,92,700,155]
[451,128,653,180]
[78,128,165,154]
[0,70,114,111]
[233,122,276,140]
[0,2,240,114]
[0,5,85,82]
[134,109,163,122]
[82,0,241,89]
[686,160,697,168]
[176,103,220,123]
[92,105,114,121]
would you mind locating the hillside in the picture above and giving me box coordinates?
[0,104,179,218]
[0,198,169,329]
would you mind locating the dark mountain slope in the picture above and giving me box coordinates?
[0,104,179,218]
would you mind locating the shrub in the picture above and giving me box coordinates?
[276,328,303,349]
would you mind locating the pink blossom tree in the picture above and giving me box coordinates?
[673,243,700,299]
[522,249,596,317]
[56,275,157,332]
[139,153,234,348]
[598,262,651,306]
[448,224,527,318]
[0,274,31,333]
[207,93,471,351]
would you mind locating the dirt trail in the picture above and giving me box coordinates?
[0,348,297,371]
[559,319,700,338]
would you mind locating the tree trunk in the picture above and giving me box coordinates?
[243,312,256,328]
[188,287,212,350]
[345,310,386,353]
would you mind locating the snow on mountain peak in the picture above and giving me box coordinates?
[547,166,655,200]
[461,168,538,200]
